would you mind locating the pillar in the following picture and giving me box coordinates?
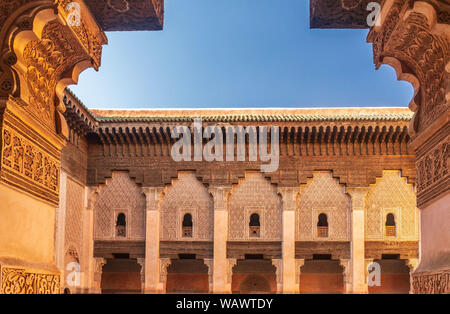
[137,258,146,293]
[347,187,369,293]
[340,259,352,294]
[204,258,214,293]
[209,187,231,293]
[159,258,172,293]
[295,259,305,293]
[92,258,106,294]
[142,187,164,293]
[83,187,98,294]
[272,259,283,293]
[278,187,299,293]
[227,258,237,293]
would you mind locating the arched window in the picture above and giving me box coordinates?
[116,213,126,237]
[249,213,261,238]
[385,213,396,237]
[182,213,193,238]
[317,213,328,237]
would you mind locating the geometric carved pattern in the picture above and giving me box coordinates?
[22,20,88,129]
[365,171,417,240]
[412,270,450,294]
[160,172,213,241]
[416,135,449,207]
[296,172,350,241]
[1,125,60,194]
[0,266,60,294]
[228,172,282,241]
[94,172,145,240]
[64,178,84,266]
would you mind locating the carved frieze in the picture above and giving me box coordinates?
[416,133,449,207]
[412,270,450,294]
[0,266,60,294]
[1,123,60,203]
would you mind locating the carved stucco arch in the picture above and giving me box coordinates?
[368,0,449,137]
[160,171,214,241]
[1,1,106,135]
[92,171,146,240]
[296,171,351,241]
[228,171,282,241]
[365,170,418,241]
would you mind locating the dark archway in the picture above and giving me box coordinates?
[239,275,271,294]
[100,258,142,294]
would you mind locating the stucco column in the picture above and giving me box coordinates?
[142,187,164,293]
[137,258,145,293]
[271,259,283,293]
[92,258,106,294]
[209,187,231,293]
[295,259,305,293]
[227,258,237,293]
[84,186,98,294]
[347,187,369,294]
[340,259,352,294]
[204,258,214,293]
[159,258,172,293]
[278,187,299,293]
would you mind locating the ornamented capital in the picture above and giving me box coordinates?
[277,187,298,211]
[346,187,369,210]
[208,186,232,211]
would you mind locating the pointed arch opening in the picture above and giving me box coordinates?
[116,213,126,237]
[385,213,396,237]
[317,213,329,238]
[182,213,193,238]
[249,213,261,238]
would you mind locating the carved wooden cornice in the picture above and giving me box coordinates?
[83,0,164,31]
[310,0,378,29]
[310,0,449,29]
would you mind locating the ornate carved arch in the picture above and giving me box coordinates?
[368,0,449,136]
[0,1,106,134]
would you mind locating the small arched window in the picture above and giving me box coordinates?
[317,213,328,237]
[385,213,396,237]
[182,213,193,238]
[116,213,126,237]
[249,213,261,238]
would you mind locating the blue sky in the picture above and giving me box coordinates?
[70,0,413,109]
